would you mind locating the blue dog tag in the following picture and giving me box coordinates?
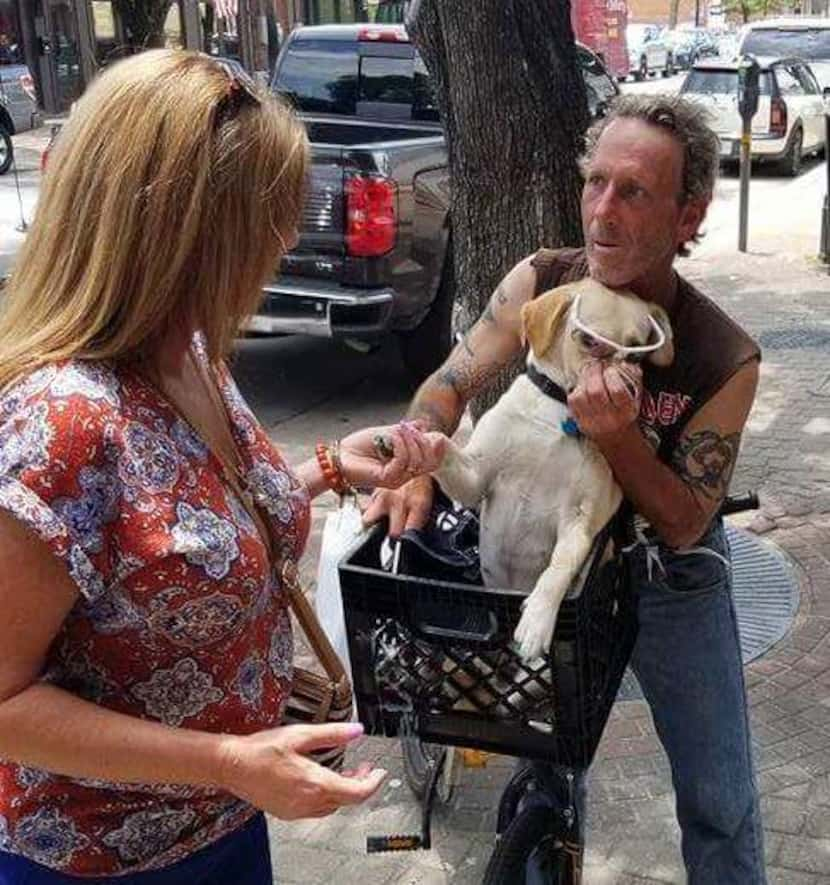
[561,417,582,438]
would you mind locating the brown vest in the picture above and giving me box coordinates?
[530,247,761,461]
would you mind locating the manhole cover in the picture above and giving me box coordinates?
[618,525,798,701]
[759,327,830,351]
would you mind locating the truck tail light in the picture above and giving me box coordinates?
[345,175,397,257]
[770,97,787,138]
[357,26,409,43]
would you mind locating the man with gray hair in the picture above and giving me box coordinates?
[366,94,766,882]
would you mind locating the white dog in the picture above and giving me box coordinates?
[432,278,674,661]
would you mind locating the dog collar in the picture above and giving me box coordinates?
[525,365,582,438]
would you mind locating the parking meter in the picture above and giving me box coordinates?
[737,55,760,252]
[737,55,761,122]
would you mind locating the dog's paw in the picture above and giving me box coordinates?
[513,605,556,663]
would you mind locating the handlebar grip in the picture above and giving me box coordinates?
[719,492,759,516]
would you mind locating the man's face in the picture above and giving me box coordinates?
[581,118,707,293]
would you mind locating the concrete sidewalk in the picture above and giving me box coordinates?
[271,172,830,882]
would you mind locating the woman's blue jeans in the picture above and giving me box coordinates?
[0,812,271,885]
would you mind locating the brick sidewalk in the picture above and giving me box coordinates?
[272,249,830,884]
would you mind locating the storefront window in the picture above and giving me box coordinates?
[91,0,123,66]
[164,1,185,49]
[200,1,240,61]
[0,0,22,65]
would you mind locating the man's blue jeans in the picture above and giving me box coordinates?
[629,519,767,884]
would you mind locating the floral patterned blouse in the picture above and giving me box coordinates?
[0,345,310,876]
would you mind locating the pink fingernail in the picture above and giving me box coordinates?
[345,723,365,738]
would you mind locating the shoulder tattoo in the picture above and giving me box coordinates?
[671,430,741,501]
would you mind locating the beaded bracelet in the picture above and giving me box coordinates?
[315,441,353,497]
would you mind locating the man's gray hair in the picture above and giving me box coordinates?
[580,94,719,254]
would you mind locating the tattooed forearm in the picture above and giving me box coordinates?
[406,398,458,435]
[671,430,741,501]
[461,332,475,356]
[435,359,504,403]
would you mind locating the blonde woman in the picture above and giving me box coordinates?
[0,51,445,883]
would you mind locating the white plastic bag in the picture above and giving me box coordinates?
[314,495,364,685]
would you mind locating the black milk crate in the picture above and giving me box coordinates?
[339,518,638,767]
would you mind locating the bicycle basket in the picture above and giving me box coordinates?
[339,509,638,767]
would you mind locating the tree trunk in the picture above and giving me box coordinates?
[114,0,174,50]
[668,0,680,29]
[408,0,587,419]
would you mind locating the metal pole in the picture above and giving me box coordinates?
[820,112,830,264]
[738,115,751,252]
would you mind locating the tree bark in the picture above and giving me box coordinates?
[408,0,588,419]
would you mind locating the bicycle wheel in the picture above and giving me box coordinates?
[401,735,456,802]
[495,763,537,834]
[483,804,574,885]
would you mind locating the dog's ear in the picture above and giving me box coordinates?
[647,304,674,366]
[520,287,574,358]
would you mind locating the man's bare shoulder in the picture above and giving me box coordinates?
[487,255,539,332]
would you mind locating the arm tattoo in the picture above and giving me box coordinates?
[495,284,509,306]
[671,430,741,501]
[481,302,496,325]
[461,332,475,356]
[435,359,503,401]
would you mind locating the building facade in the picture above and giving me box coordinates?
[3,0,307,115]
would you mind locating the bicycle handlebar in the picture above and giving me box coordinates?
[719,492,759,516]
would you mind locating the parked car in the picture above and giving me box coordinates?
[266,24,619,381]
[680,56,826,176]
[737,17,830,93]
[677,25,720,64]
[0,52,40,175]
[662,28,695,70]
[627,23,672,80]
[715,31,741,62]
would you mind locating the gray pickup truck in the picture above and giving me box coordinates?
[259,23,619,382]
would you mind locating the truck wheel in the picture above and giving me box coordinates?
[0,125,13,176]
[664,54,675,76]
[399,243,455,385]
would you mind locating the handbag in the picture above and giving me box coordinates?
[315,495,364,684]
[279,558,355,771]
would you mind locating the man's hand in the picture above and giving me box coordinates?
[567,361,643,441]
[362,475,435,538]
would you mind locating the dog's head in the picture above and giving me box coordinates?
[520,278,674,386]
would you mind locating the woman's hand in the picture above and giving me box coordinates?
[339,420,447,490]
[218,722,385,821]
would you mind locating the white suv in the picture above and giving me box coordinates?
[738,17,830,92]
[627,23,671,81]
[680,56,826,176]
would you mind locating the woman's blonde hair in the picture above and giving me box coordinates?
[0,50,309,389]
